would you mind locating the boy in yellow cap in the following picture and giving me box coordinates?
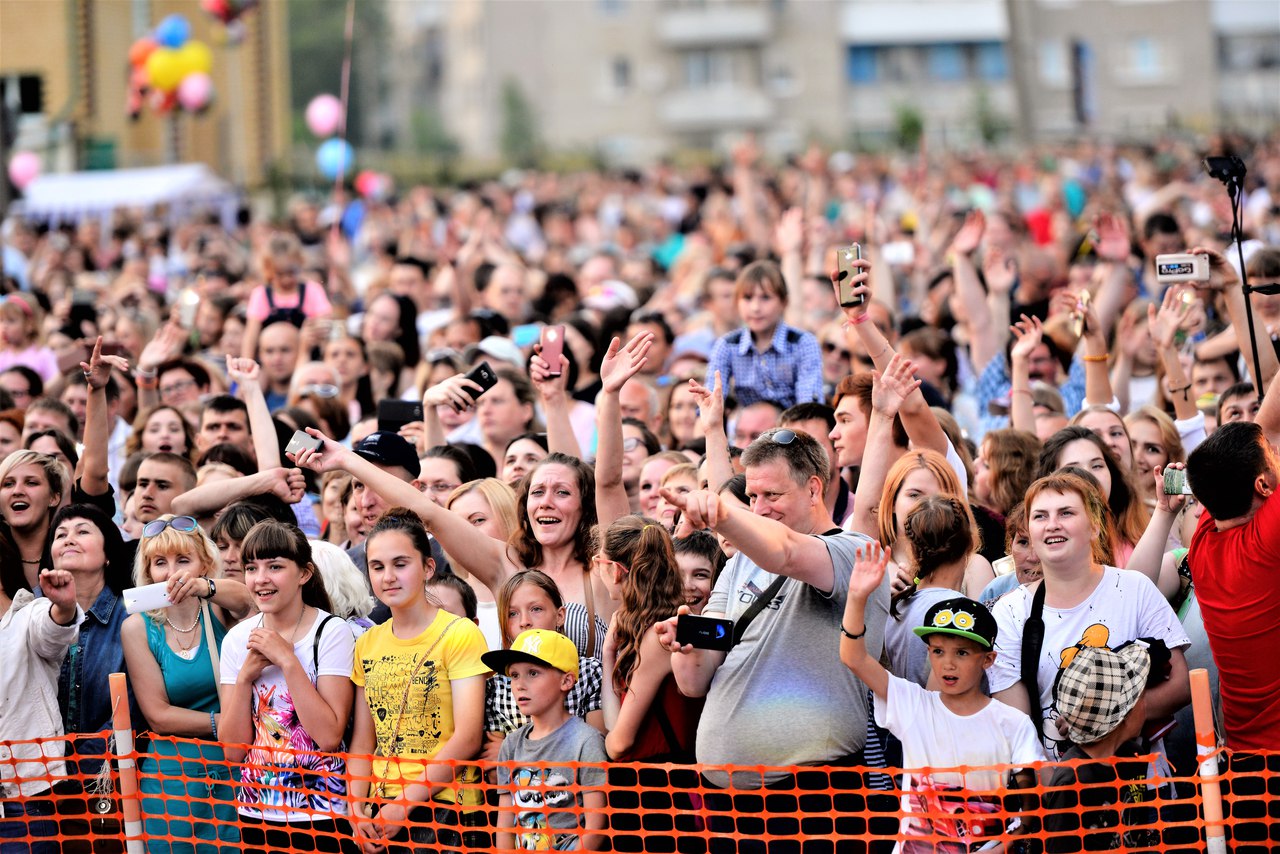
[483,629,608,851]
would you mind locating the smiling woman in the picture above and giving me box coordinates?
[125,404,198,465]
[0,450,66,590]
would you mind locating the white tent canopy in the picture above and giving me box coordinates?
[9,163,240,227]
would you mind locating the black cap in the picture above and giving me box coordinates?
[913,596,998,649]
[353,431,421,479]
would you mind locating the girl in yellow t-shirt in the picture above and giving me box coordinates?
[349,509,488,852]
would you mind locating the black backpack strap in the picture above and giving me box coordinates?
[731,574,787,647]
[264,285,276,309]
[311,614,340,685]
[1020,581,1047,730]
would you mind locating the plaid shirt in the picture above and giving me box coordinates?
[974,355,1087,439]
[485,655,604,733]
[706,323,824,409]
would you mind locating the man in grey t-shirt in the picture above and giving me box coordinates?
[658,428,890,854]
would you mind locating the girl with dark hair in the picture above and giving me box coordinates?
[501,431,548,490]
[122,512,252,854]
[1037,425,1150,567]
[360,293,420,388]
[218,520,355,854]
[348,509,487,853]
[291,430,611,658]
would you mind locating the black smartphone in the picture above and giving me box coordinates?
[462,360,499,401]
[285,429,322,457]
[836,243,863,307]
[676,614,735,651]
[377,400,424,434]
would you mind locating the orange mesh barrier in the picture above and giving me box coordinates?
[3,733,1279,852]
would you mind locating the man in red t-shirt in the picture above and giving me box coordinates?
[1187,383,1280,851]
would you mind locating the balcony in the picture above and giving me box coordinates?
[657,5,772,47]
[658,86,774,131]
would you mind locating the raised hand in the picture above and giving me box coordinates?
[267,468,307,505]
[689,373,724,437]
[225,355,262,388]
[981,247,1017,295]
[849,543,890,602]
[81,337,129,390]
[1148,286,1194,351]
[40,568,78,620]
[659,487,720,531]
[950,209,986,257]
[286,427,349,475]
[870,354,921,418]
[599,331,653,395]
[529,350,569,399]
[1009,315,1044,364]
[1186,245,1240,291]
[775,207,804,255]
[654,605,694,655]
[1093,212,1132,263]
[423,373,484,413]
[829,256,872,323]
[1153,464,1189,516]
[138,321,186,372]
[165,567,212,605]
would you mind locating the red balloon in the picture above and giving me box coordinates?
[128,37,158,68]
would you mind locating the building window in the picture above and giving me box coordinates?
[1039,39,1068,85]
[846,46,878,84]
[975,41,1008,80]
[683,49,732,88]
[926,43,966,81]
[1125,36,1163,80]
[598,0,625,12]
[612,58,632,91]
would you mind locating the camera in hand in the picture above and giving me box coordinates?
[1155,253,1209,285]
[1162,468,1194,496]
[676,614,735,651]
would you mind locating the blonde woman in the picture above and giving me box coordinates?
[444,477,519,649]
[120,514,253,854]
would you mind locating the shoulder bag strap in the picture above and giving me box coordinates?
[731,573,787,647]
[582,571,597,659]
[200,601,220,686]
[311,614,340,686]
[1020,581,1047,730]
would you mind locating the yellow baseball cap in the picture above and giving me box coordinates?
[482,629,579,678]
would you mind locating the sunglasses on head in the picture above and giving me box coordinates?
[143,516,199,538]
[769,429,798,445]
[300,383,341,399]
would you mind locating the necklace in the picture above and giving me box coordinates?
[166,612,201,633]
[260,605,309,645]
[20,558,40,564]
[166,611,201,658]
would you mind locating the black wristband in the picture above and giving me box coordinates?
[840,623,866,641]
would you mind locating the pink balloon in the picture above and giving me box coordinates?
[305,94,343,138]
[8,152,40,190]
[178,72,214,112]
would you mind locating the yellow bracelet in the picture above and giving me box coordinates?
[1082,354,1110,363]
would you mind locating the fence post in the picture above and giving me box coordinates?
[1190,667,1227,854]
[109,672,145,854]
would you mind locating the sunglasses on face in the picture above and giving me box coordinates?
[822,341,852,360]
[143,516,199,538]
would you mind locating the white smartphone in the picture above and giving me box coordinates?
[124,581,173,614]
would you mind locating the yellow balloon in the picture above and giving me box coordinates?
[145,48,184,93]
[175,41,213,77]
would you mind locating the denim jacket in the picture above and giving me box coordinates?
[56,586,143,778]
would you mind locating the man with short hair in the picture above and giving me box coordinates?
[657,427,889,854]
[780,402,851,526]
[617,379,661,436]
[157,359,211,408]
[197,395,252,455]
[731,400,783,450]
[256,322,300,411]
[1218,382,1260,425]
[22,397,78,444]
[134,452,197,523]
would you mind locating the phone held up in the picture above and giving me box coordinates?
[539,325,566,377]
[285,429,323,458]
[1163,468,1194,496]
[836,243,864,308]
[377,400,424,434]
[676,613,735,652]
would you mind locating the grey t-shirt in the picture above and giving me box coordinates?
[497,716,608,850]
[699,530,890,788]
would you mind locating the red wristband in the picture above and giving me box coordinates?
[851,314,871,325]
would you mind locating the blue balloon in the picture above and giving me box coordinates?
[155,14,191,49]
[316,139,354,180]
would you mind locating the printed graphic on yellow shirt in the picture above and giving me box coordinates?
[363,652,444,757]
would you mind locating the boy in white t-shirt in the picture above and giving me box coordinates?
[842,544,1044,853]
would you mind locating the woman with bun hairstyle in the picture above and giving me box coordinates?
[218,520,355,854]
[347,509,487,853]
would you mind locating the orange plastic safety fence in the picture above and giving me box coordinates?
[2,733,1278,852]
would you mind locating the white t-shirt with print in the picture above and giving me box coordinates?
[988,567,1190,760]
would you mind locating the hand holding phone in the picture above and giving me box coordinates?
[539,325,566,377]
[836,244,864,307]
[462,361,499,401]
[676,614,735,651]
[285,429,323,458]
[377,400,425,434]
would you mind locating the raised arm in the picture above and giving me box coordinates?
[1197,244,1280,389]
[1090,213,1136,342]
[134,321,187,411]
[529,350,582,460]
[776,207,807,328]
[1126,464,1187,599]
[1254,357,1280,449]
[422,373,484,450]
[595,332,654,526]
[1008,316,1043,435]
[289,429,510,590]
[838,544,892,701]
[950,211,1000,372]
[226,355,280,468]
[850,356,923,539]
[1076,292,1116,407]
[1147,287,1199,422]
[690,373,732,490]
[980,245,1017,362]
[170,467,305,518]
[79,337,128,496]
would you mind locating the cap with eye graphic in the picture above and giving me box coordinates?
[912,596,998,649]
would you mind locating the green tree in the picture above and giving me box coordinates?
[499,78,541,168]
[972,87,1010,146]
[411,107,460,160]
[893,103,924,151]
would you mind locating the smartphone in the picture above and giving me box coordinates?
[123,581,173,615]
[377,400,424,434]
[462,360,499,401]
[177,288,200,329]
[285,429,323,458]
[1163,468,1194,496]
[328,319,346,342]
[836,243,863,307]
[539,325,566,377]
[676,613,735,651]
[1071,289,1091,338]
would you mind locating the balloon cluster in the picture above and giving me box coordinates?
[305,93,391,195]
[200,0,258,26]
[127,14,215,118]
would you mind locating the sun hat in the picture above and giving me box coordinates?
[1053,643,1152,745]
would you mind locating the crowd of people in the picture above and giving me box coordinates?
[1,131,1280,854]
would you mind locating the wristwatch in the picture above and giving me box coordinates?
[202,578,216,599]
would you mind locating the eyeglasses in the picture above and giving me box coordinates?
[142,516,199,538]
[622,437,644,452]
[769,429,798,445]
[160,379,198,397]
[300,383,340,399]
[822,341,852,360]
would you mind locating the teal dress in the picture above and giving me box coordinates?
[138,613,239,853]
